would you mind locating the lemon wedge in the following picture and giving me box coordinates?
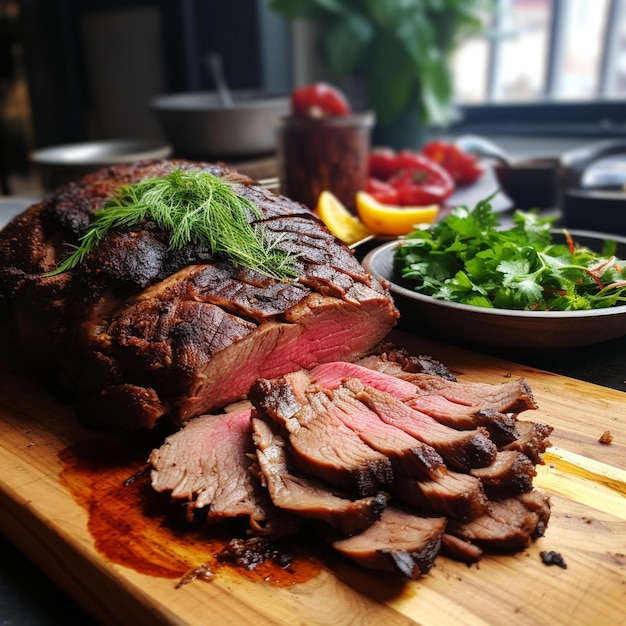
[316,190,372,245]
[356,191,439,236]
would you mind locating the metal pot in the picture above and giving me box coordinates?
[30,139,172,191]
[559,139,626,235]
[150,90,290,160]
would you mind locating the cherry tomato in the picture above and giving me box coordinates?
[422,140,483,186]
[291,82,351,118]
[365,177,400,205]
[368,148,399,180]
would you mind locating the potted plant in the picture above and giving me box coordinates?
[270,0,491,148]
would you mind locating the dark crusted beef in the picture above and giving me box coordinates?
[251,417,388,536]
[0,160,398,430]
[502,420,553,464]
[330,507,447,579]
[250,371,394,497]
[469,450,537,496]
[392,471,488,522]
[446,489,551,552]
[355,343,457,381]
[440,533,484,564]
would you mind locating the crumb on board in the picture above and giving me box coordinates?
[598,431,613,445]
[540,551,567,569]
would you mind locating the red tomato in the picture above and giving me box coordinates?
[390,152,455,200]
[291,82,351,118]
[392,150,440,173]
[365,177,400,204]
[366,147,455,206]
[390,168,454,206]
[422,140,483,186]
[368,148,398,180]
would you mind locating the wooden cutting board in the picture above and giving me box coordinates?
[1,330,625,626]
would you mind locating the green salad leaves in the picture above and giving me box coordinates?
[393,198,626,311]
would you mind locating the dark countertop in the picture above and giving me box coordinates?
[1,139,625,625]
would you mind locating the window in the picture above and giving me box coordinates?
[450,0,626,136]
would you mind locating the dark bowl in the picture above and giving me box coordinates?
[362,231,626,349]
[494,158,559,209]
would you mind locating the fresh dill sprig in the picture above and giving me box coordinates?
[47,169,298,280]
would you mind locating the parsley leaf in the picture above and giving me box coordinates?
[393,198,626,311]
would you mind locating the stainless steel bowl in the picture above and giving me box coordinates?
[150,90,289,159]
[30,139,172,191]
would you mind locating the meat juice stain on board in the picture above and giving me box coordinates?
[57,438,321,586]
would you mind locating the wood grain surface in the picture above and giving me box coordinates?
[1,329,624,626]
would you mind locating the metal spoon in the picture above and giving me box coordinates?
[455,134,512,167]
[205,52,234,108]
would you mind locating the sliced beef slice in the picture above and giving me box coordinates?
[312,359,536,446]
[502,420,553,464]
[392,471,489,522]
[331,507,447,579]
[252,417,388,536]
[310,361,418,400]
[440,533,484,564]
[149,408,270,524]
[350,380,497,471]
[355,343,456,381]
[469,450,537,496]
[407,396,520,445]
[250,372,393,497]
[446,489,551,553]
[402,373,538,415]
[313,385,445,480]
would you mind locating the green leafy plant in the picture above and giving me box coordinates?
[47,169,298,281]
[394,198,626,311]
[270,0,490,127]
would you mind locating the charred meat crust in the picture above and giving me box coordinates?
[0,159,398,430]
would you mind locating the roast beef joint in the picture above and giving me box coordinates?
[0,160,554,581]
[0,160,399,430]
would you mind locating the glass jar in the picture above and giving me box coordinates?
[276,111,375,213]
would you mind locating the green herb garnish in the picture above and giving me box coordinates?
[48,169,298,280]
[394,198,626,311]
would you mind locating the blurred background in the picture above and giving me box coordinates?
[2,0,626,195]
